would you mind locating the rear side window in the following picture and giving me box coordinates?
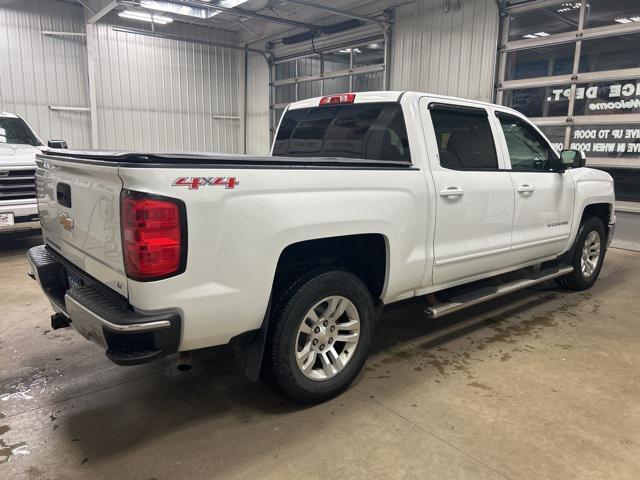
[429,104,498,170]
[496,112,559,172]
[273,103,411,163]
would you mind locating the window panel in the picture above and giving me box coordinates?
[430,107,498,170]
[572,80,640,116]
[508,6,580,42]
[503,87,570,117]
[585,0,640,29]
[505,44,575,80]
[570,124,640,159]
[497,112,559,171]
[539,125,567,152]
[579,33,640,73]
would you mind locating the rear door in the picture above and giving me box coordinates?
[36,155,128,296]
[493,111,575,263]
[421,99,515,286]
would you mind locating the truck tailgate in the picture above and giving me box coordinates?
[36,155,128,297]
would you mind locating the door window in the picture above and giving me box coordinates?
[496,112,560,171]
[429,104,499,170]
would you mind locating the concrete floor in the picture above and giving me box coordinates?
[0,234,639,480]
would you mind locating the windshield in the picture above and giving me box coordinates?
[0,117,42,146]
[273,102,411,163]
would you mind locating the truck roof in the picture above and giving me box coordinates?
[286,90,510,113]
[0,111,20,118]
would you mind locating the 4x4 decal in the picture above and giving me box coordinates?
[172,177,239,190]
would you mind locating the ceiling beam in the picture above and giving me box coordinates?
[278,0,391,28]
[86,0,118,24]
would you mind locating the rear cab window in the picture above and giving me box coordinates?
[273,102,411,163]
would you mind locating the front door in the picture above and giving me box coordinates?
[422,100,515,286]
[494,111,575,263]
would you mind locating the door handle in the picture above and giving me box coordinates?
[517,184,535,194]
[439,187,464,198]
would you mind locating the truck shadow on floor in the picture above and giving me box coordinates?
[55,282,595,468]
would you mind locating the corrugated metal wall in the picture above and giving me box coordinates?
[0,0,91,148]
[391,0,499,102]
[92,22,242,153]
[245,41,270,155]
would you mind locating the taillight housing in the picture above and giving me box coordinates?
[120,190,187,281]
[319,93,356,106]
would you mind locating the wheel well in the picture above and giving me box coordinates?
[581,203,611,232]
[274,234,387,300]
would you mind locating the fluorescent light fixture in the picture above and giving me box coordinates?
[557,2,581,13]
[367,43,382,50]
[615,17,633,24]
[522,31,550,39]
[119,9,173,24]
[632,17,640,22]
[210,0,249,17]
[140,0,217,19]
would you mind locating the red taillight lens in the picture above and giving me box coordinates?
[121,190,186,281]
[319,93,356,106]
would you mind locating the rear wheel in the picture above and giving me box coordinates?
[263,268,374,404]
[557,217,606,291]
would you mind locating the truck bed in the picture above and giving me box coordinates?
[43,149,414,169]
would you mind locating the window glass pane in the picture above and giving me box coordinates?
[296,55,321,77]
[0,117,41,146]
[297,80,322,101]
[497,112,558,171]
[579,33,640,73]
[430,107,498,170]
[274,60,296,81]
[505,44,575,80]
[538,125,567,152]
[352,42,384,67]
[585,0,640,29]
[273,103,411,162]
[323,77,350,95]
[503,87,570,117]
[352,72,383,92]
[570,124,640,159]
[323,49,351,73]
[275,85,296,105]
[508,6,580,41]
[572,80,640,116]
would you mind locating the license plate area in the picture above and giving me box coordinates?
[0,212,15,226]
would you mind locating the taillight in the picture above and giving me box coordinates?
[319,93,355,106]
[120,190,186,281]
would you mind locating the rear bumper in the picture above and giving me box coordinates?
[0,201,39,233]
[27,244,181,365]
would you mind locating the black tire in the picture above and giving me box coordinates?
[262,267,375,404]
[556,216,606,291]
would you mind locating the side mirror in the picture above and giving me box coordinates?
[560,149,586,169]
[48,139,68,149]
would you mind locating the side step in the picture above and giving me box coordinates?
[425,266,574,319]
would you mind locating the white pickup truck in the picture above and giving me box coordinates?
[0,112,45,233]
[28,91,615,403]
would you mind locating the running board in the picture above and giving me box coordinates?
[425,266,574,319]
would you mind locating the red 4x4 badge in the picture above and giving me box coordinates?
[172,177,239,190]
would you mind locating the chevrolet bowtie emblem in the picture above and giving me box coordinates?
[59,213,74,231]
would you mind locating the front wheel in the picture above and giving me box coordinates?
[557,217,606,291]
[263,268,375,404]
